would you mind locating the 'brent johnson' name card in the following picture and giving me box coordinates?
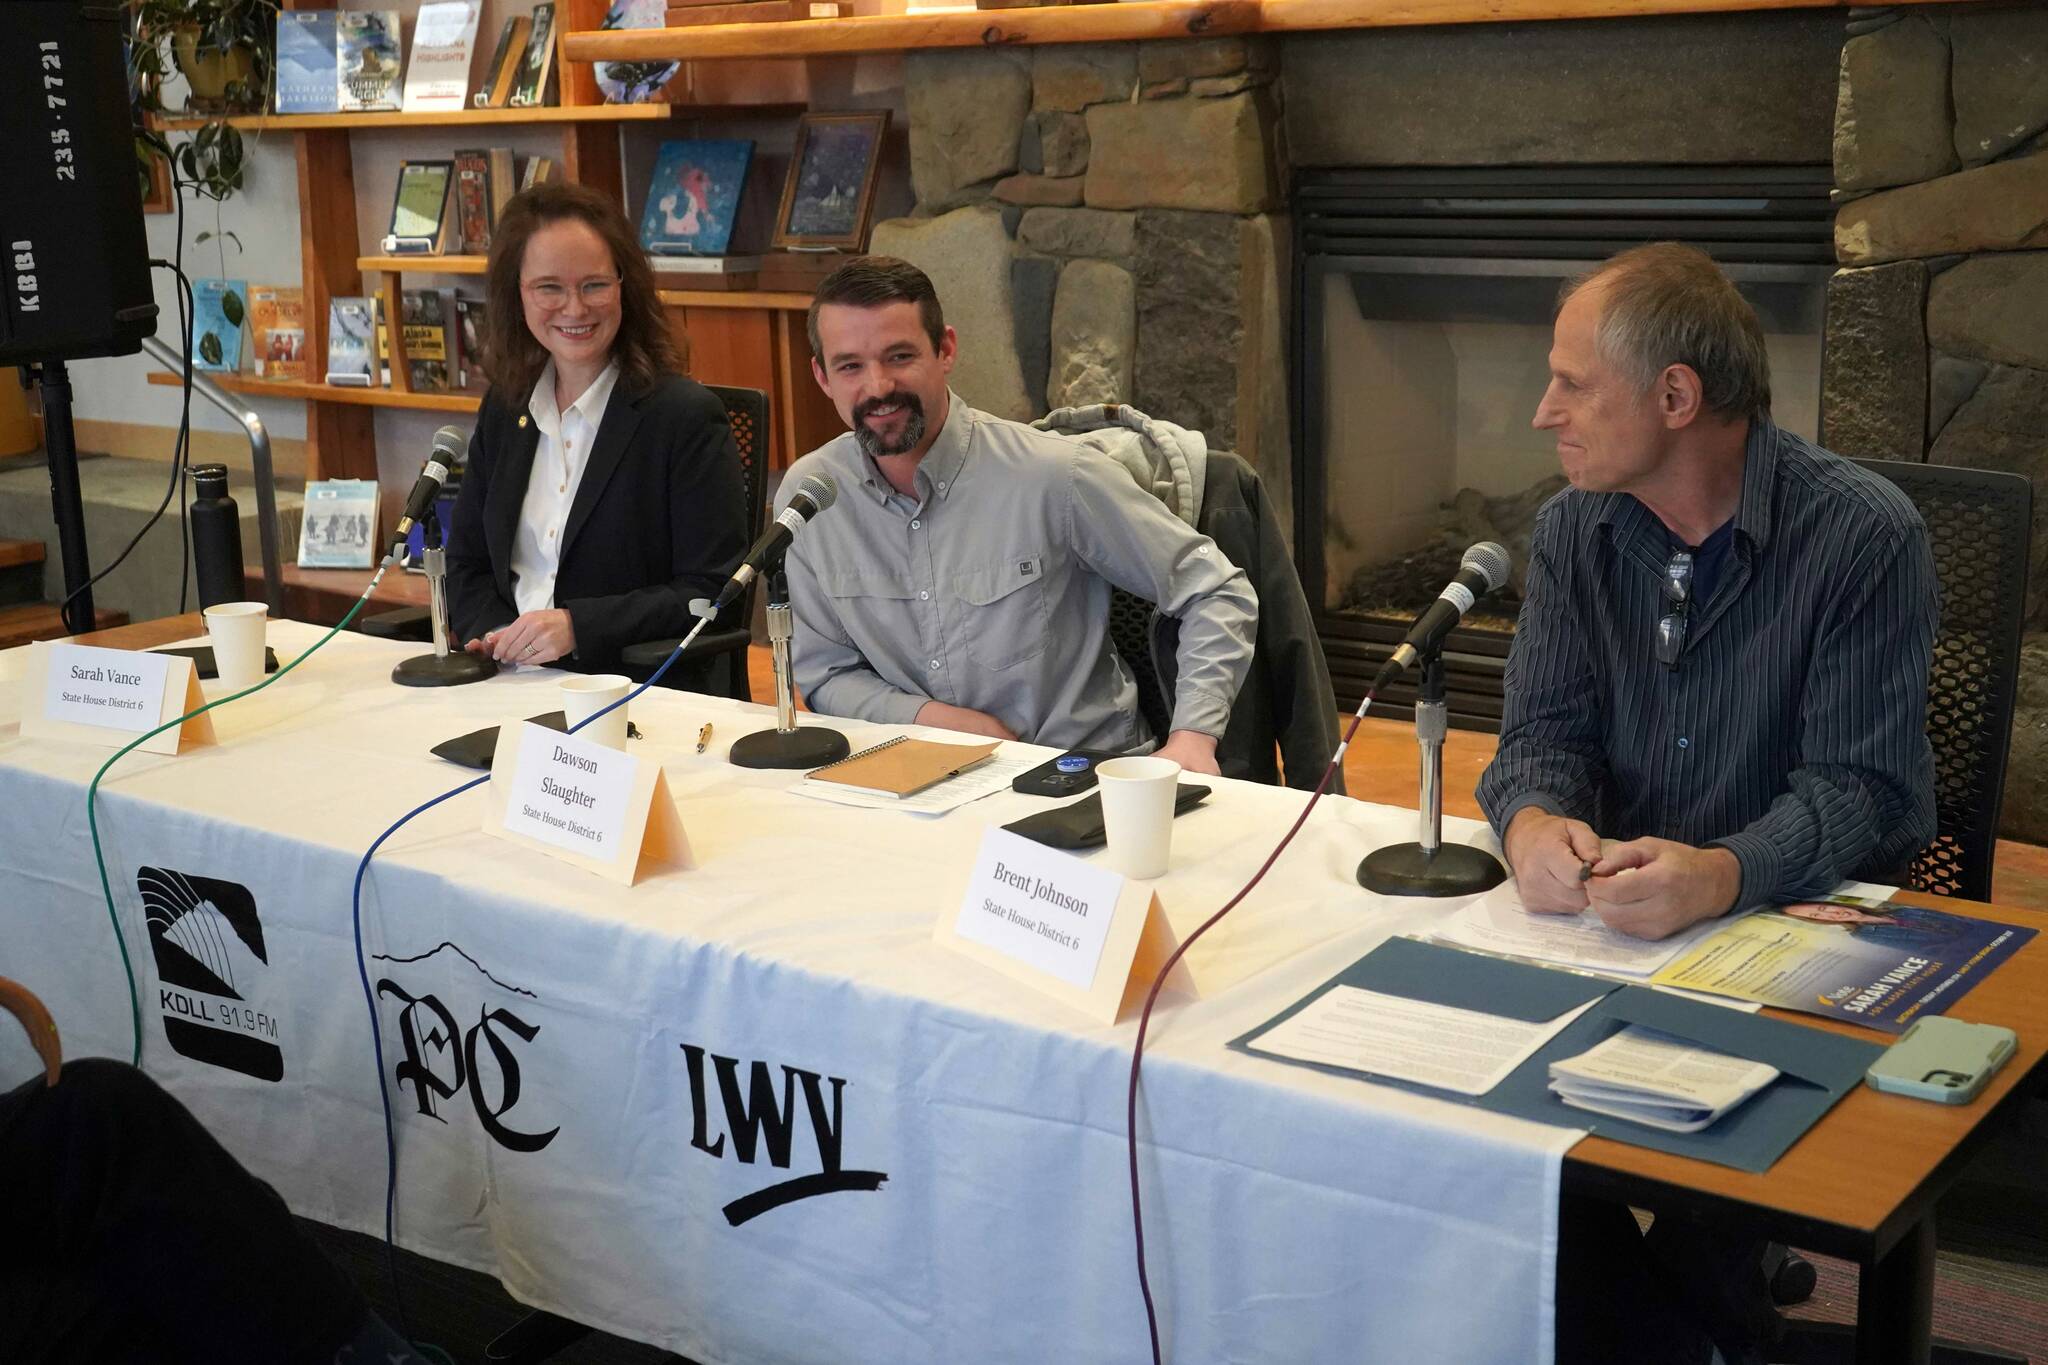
[483,721,693,884]
[937,827,1192,1024]
[17,642,214,754]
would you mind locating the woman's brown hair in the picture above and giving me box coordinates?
[480,182,683,399]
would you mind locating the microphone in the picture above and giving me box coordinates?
[1373,541,1512,689]
[713,472,837,611]
[390,424,469,558]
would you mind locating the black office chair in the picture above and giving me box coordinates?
[618,383,770,701]
[1764,459,2032,1365]
[1108,585,1175,743]
[1856,459,2033,903]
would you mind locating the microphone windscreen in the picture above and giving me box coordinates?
[431,424,469,463]
[1462,541,1511,592]
[795,472,838,514]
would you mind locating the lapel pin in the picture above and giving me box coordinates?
[518,415,529,428]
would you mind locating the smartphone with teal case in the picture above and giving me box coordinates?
[1865,1017,2017,1104]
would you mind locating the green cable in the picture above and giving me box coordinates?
[86,570,388,1065]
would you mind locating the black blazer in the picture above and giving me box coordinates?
[445,371,748,673]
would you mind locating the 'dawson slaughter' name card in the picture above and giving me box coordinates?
[483,721,692,884]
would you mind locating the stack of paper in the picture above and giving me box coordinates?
[1434,882,1729,978]
[1547,1026,1779,1132]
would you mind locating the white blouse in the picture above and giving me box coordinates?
[508,359,621,617]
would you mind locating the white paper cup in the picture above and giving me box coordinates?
[561,674,632,750]
[203,601,268,689]
[1096,755,1181,879]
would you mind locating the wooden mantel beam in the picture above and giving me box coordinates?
[565,0,1968,63]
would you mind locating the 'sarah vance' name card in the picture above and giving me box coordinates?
[484,720,692,884]
[18,642,214,753]
[937,826,1192,1024]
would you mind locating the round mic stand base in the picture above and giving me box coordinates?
[394,650,499,688]
[1357,841,1505,898]
[729,725,850,770]
[728,575,848,769]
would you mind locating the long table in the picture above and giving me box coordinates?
[5,617,2046,1365]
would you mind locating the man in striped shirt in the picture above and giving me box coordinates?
[1477,241,1938,941]
[1481,244,1940,1362]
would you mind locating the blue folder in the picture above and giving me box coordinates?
[1231,938,1886,1173]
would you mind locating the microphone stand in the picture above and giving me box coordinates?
[729,568,849,769]
[392,509,497,687]
[1357,649,1506,897]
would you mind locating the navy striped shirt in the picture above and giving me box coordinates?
[1475,418,1940,908]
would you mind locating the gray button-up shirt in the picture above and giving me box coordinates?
[1475,418,1939,907]
[778,394,1258,751]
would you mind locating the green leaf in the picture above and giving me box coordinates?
[221,290,244,327]
[198,331,223,365]
[195,230,214,245]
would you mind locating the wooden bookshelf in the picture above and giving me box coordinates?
[148,104,678,132]
[564,0,1978,62]
[359,255,490,275]
[146,371,482,414]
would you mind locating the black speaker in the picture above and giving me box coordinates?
[0,2,158,367]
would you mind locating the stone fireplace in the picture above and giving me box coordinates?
[872,3,2048,811]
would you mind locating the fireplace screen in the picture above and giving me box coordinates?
[1291,167,1835,725]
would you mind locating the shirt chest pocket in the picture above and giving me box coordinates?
[815,566,919,645]
[960,553,1051,672]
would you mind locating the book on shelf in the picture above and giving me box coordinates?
[665,1,804,26]
[401,0,482,114]
[519,155,558,192]
[472,13,531,109]
[190,279,247,373]
[401,289,458,393]
[508,2,558,109]
[248,285,307,382]
[594,0,681,105]
[454,296,488,392]
[453,149,493,255]
[274,10,340,115]
[383,160,456,255]
[639,140,752,257]
[325,297,377,387]
[299,480,380,570]
[375,295,392,387]
[337,10,404,113]
[487,147,518,222]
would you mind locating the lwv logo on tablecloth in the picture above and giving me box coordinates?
[373,941,561,1153]
[681,1043,889,1227]
[138,867,283,1082]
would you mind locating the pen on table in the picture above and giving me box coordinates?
[696,723,713,754]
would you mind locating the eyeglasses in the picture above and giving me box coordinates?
[522,277,620,309]
[1655,549,1693,670]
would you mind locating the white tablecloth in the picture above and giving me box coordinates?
[0,622,1581,1365]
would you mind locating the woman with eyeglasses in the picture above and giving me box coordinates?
[445,182,747,675]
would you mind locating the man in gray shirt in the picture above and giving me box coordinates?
[777,257,1258,774]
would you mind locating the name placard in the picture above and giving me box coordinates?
[937,827,1192,1024]
[17,642,214,754]
[483,721,692,884]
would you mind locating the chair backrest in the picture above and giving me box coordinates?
[1108,586,1173,741]
[1856,458,2032,902]
[703,383,771,634]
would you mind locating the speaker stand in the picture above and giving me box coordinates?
[1358,652,1506,897]
[730,584,847,770]
[24,361,95,633]
[393,523,497,687]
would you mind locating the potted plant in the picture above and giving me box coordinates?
[127,0,277,201]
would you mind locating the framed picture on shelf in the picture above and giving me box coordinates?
[141,149,174,214]
[773,112,889,251]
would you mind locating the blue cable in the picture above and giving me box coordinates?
[351,614,710,1346]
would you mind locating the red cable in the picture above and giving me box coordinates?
[1125,695,1376,1364]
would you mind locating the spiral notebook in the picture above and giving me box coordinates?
[807,736,1001,799]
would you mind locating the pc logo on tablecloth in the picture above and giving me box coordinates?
[138,867,284,1082]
